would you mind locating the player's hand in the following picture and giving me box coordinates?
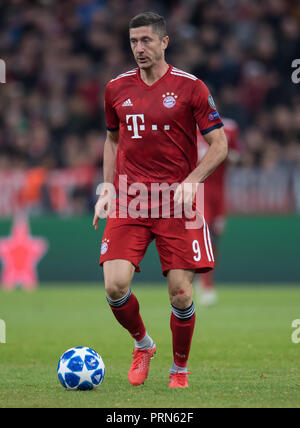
[174,182,199,209]
[93,184,115,230]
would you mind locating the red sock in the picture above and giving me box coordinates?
[170,311,196,368]
[109,293,146,341]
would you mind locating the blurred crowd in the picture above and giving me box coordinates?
[0,0,300,214]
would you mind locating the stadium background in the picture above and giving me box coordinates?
[0,0,300,285]
[1,0,300,411]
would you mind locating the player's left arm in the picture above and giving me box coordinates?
[174,128,228,206]
[174,79,228,206]
[189,127,228,183]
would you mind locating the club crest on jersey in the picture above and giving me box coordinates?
[162,92,178,109]
[101,238,109,255]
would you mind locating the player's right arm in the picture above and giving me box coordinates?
[93,81,120,229]
[93,129,119,230]
[103,129,119,185]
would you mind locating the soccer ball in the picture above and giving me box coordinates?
[57,346,105,390]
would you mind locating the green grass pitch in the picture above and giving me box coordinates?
[0,284,300,408]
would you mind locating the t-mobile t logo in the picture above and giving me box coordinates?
[126,114,145,139]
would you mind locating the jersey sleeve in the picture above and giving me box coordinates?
[104,83,119,131]
[192,79,223,135]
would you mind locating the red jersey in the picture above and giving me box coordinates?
[105,65,223,196]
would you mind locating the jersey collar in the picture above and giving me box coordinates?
[136,64,172,89]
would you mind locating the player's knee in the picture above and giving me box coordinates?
[171,293,193,309]
[104,277,130,300]
[170,284,193,308]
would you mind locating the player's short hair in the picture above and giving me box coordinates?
[129,12,167,39]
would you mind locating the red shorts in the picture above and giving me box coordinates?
[99,214,215,277]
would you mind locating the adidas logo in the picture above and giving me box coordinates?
[122,98,133,107]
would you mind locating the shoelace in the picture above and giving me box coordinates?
[131,349,152,373]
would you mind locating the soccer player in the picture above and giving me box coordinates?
[195,118,241,306]
[93,12,228,388]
